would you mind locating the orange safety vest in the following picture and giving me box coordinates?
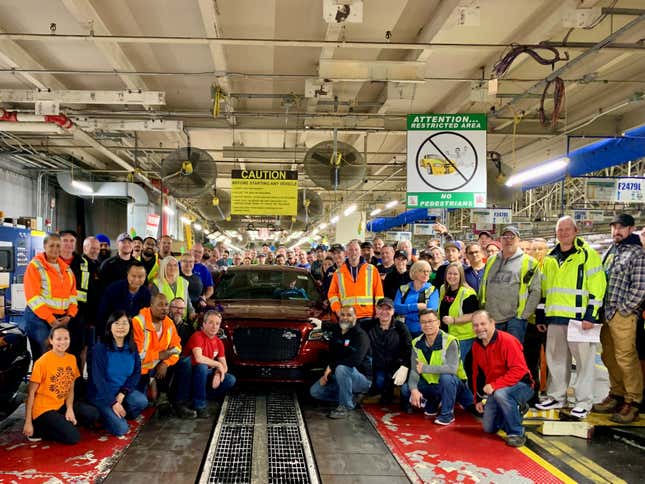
[24,252,78,324]
[132,307,182,374]
[328,261,384,319]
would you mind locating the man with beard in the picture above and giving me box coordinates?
[377,245,395,280]
[309,306,372,418]
[99,232,135,289]
[159,235,173,259]
[140,236,159,282]
[132,236,143,259]
[70,236,102,355]
[594,214,645,423]
[96,234,111,263]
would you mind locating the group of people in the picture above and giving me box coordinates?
[21,231,236,444]
[307,214,645,448]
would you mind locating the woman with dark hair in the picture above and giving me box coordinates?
[23,325,98,444]
[87,311,148,436]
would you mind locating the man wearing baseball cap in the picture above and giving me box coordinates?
[479,226,541,344]
[383,250,411,300]
[99,232,135,289]
[594,213,645,423]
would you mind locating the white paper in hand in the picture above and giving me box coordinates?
[567,319,601,343]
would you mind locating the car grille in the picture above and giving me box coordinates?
[233,327,302,362]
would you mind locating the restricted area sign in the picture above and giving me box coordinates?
[407,113,487,208]
[231,169,298,216]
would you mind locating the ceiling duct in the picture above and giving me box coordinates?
[161,147,216,198]
[303,139,366,190]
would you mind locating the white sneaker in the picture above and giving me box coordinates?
[535,398,565,410]
[569,407,589,419]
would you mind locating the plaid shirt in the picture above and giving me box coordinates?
[602,236,645,319]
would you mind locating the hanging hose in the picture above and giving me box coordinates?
[538,77,565,127]
[492,44,569,78]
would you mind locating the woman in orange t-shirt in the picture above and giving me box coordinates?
[23,325,98,444]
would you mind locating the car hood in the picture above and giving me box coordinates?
[218,300,316,321]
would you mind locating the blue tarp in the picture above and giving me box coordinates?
[522,124,645,190]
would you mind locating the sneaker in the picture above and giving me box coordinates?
[195,407,211,419]
[353,393,366,408]
[519,402,530,417]
[27,436,42,443]
[593,394,623,414]
[435,414,455,426]
[174,404,197,419]
[535,398,564,410]
[507,434,527,447]
[610,403,640,424]
[329,405,350,419]
[569,407,589,419]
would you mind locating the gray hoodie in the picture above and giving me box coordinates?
[482,248,541,323]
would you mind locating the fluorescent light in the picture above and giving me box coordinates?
[505,157,570,187]
[163,206,175,216]
[207,233,217,240]
[71,180,93,194]
[343,204,357,216]
[385,200,399,209]
[180,216,191,224]
[370,208,382,217]
[318,223,327,230]
[330,215,340,224]
[193,223,202,231]
[312,228,319,235]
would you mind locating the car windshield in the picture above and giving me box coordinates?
[214,269,321,302]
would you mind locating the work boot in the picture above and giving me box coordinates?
[173,403,197,419]
[329,405,350,419]
[610,403,639,424]
[593,394,623,414]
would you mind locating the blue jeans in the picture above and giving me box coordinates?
[310,365,371,409]
[191,364,236,409]
[482,381,534,437]
[94,390,148,436]
[24,307,52,361]
[417,374,474,419]
[372,368,410,405]
[458,338,475,362]
[496,318,528,344]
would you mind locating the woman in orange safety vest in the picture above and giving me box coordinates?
[24,233,78,361]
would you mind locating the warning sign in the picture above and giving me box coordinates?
[231,169,298,216]
[407,113,487,209]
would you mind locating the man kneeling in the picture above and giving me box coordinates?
[408,309,475,425]
[310,305,372,419]
[471,310,534,447]
[174,310,236,418]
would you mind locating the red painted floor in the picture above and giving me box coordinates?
[0,409,152,483]
[363,404,564,484]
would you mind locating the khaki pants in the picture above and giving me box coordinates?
[601,312,644,404]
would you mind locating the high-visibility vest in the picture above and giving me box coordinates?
[155,277,188,318]
[145,254,159,283]
[399,283,435,304]
[541,237,606,320]
[24,252,78,324]
[76,257,91,303]
[412,331,467,384]
[439,285,477,340]
[328,261,384,319]
[132,307,181,374]
[479,252,538,319]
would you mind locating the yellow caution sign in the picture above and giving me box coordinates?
[230,169,298,216]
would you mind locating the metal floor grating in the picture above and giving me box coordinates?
[267,392,298,425]
[206,425,254,484]
[268,426,311,483]
[223,393,256,425]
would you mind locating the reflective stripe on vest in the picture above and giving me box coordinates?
[439,285,477,340]
[76,259,90,303]
[28,259,76,311]
[412,332,467,383]
[399,283,435,304]
[133,315,152,368]
[479,253,536,318]
[335,265,374,307]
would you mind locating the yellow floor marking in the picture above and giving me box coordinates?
[515,444,578,484]
[546,438,628,484]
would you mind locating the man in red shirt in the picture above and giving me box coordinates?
[175,311,236,418]
[471,310,534,447]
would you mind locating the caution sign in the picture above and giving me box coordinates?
[407,113,487,209]
[231,169,298,216]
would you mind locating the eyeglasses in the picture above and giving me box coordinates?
[466,250,480,255]
[169,306,185,311]
[420,319,439,324]
[500,235,516,240]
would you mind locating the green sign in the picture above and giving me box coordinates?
[407,113,487,130]
[407,192,486,208]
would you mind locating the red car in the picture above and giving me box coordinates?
[212,265,331,382]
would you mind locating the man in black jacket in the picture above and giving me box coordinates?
[383,250,411,299]
[361,297,412,409]
[310,305,372,419]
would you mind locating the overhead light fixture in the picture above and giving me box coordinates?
[343,204,357,216]
[385,200,399,209]
[369,208,382,217]
[505,157,570,187]
[71,180,93,194]
[193,223,202,231]
[312,228,319,235]
[330,215,340,224]
[163,206,175,216]
[318,222,328,230]
[180,216,191,225]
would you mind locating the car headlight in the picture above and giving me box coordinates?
[308,328,330,341]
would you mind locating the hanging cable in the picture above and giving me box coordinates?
[492,44,569,78]
[538,77,565,127]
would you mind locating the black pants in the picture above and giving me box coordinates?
[524,323,546,394]
[32,401,99,444]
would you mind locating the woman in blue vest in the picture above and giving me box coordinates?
[151,256,195,320]
[394,260,439,338]
[438,262,479,361]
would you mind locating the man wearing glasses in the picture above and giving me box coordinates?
[478,226,541,344]
[464,242,486,292]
